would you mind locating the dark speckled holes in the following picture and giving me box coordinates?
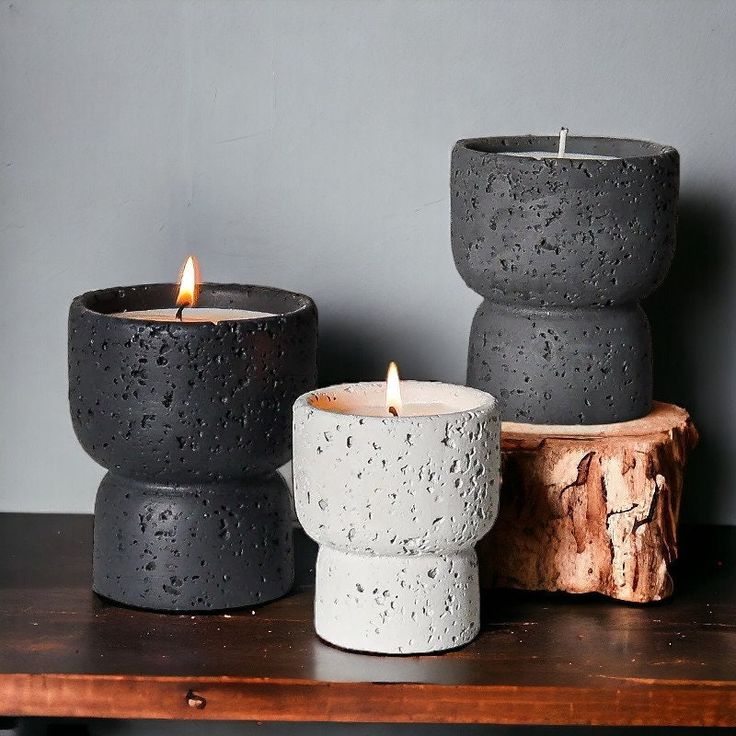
[467,301,652,423]
[452,136,677,423]
[71,282,317,611]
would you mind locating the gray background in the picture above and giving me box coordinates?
[1,0,735,528]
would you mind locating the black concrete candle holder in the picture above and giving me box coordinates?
[69,283,317,611]
[451,135,679,424]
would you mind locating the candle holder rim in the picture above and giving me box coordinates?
[295,380,498,420]
[455,135,677,162]
[70,282,316,324]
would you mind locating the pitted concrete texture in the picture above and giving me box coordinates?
[93,472,294,611]
[451,136,678,308]
[451,135,678,423]
[69,282,317,610]
[468,301,652,425]
[315,547,479,654]
[293,381,500,653]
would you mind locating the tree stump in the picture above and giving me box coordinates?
[478,402,698,603]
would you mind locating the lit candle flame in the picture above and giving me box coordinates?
[176,255,199,309]
[386,361,402,417]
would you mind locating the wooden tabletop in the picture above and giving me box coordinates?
[0,513,734,726]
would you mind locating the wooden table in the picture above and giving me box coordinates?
[0,513,734,727]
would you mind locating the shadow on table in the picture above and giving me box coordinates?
[9,717,724,735]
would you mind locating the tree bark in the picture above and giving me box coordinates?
[478,402,698,603]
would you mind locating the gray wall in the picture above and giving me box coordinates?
[1,0,735,523]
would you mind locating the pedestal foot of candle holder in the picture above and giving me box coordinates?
[314,546,480,654]
[478,402,698,603]
[467,300,653,424]
[93,472,294,612]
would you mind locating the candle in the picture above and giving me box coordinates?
[451,132,678,424]
[115,307,272,323]
[111,256,275,323]
[69,271,318,612]
[292,363,501,654]
[318,362,458,417]
[498,127,619,160]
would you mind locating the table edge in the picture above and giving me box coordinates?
[1,673,734,726]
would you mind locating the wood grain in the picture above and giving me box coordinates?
[0,513,734,725]
[480,402,698,602]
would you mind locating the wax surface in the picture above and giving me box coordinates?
[324,402,457,417]
[308,381,494,418]
[498,151,618,160]
[112,307,273,323]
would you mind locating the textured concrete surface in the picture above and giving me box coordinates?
[451,137,679,308]
[93,472,294,611]
[468,301,652,424]
[293,381,500,653]
[69,284,317,480]
[452,136,677,424]
[315,546,480,654]
[69,282,317,610]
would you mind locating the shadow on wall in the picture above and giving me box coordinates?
[318,321,383,387]
[317,319,450,388]
[646,195,732,524]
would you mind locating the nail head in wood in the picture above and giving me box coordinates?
[186,690,206,709]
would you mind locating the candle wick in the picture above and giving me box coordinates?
[175,304,186,321]
[388,406,399,417]
[557,127,568,158]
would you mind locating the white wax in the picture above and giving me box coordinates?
[331,402,458,418]
[498,151,618,161]
[112,307,274,324]
[308,381,494,418]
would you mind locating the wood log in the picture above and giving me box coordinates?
[478,402,698,603]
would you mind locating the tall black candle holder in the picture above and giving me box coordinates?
[451,135,679,424]
[69,283,317,611]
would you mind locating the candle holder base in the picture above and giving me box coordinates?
[468,300,652,424]
[314,546,480,654]
[478,403,698,603]
[93,472,294,612]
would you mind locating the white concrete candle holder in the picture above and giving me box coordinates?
[293,381,500,655]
